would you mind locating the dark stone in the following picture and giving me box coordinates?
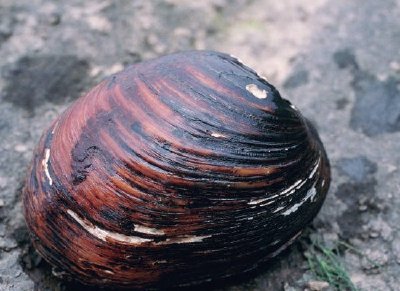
[283,69,309,89]
[335,179,377,206]
[124,51,143,65]
[336,179,377,240]
[335,156,378,239]
[0,9,15,46]
[0,119,9,134]
[333,48,359,70]
[336,97,349,110]
[335,171,379,240]
[333,48,400,136]
[48,13,61,26]
[20,247,43,270]
[3,55,90,114]
[12,225,30,246]
[337,206,364,240]
[350,72,400,136]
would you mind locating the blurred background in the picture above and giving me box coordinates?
[0,0,399,290]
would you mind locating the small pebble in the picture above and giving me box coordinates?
[14,144,28,152]
[369,232,379,239]
[86,15,112,33]
[390,61,400,72]
[106,63,124,75]
[0,177,6,189]
[361,249,388,271]
[358,204,367,211]
[48,13,61,26]
[307,280,330,291]
[89,66,103,77]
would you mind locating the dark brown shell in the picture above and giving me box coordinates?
[23,50,330,289]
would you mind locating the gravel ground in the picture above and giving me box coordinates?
[0,0,399,290]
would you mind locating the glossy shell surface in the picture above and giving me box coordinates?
[23,51,330,289]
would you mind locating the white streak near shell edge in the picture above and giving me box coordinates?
[308,187,318,202]
[67,209,152,244]
[229,54,244,65]
[51,120,59,134]
[248,197,269,205]
[259,74,269,82]
[309,158,320,179]
[248,179,304,205]
[67,210,209,245]
[248,159,320,206]
[259,200,276,207]
[280,179,303,196]
[279,159,320,215]
[281,185,317,216]
[272,206,284,213]
[266,231,303,259]
[279,159,319,197]
[246,84,267,99]
[42,148,53,186]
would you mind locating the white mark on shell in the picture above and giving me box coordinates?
[259,200,276,207]
[67,209,152,244]
[309,159,320,179]
[280,159,321,215]
[67,210,209,246]
[272,206,284,213]
[42,148,53,186]
[248,159,320,207]
[248,179,304,205]
[229,54,245,65]
[134,224,165,235]
[51,120,59,134]
[211,132,227,138]
[266,231,302,259]
[270,239,281,246]
[260,74,269,82]
[280,179,304,196]
[104,270,115,275]
[281,185,317,216]
[246,84,267,99]
[308,187,317,202]
[156,235,212,245]
[248,197,269,205]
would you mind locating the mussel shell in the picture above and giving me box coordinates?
[23,51,330,289]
